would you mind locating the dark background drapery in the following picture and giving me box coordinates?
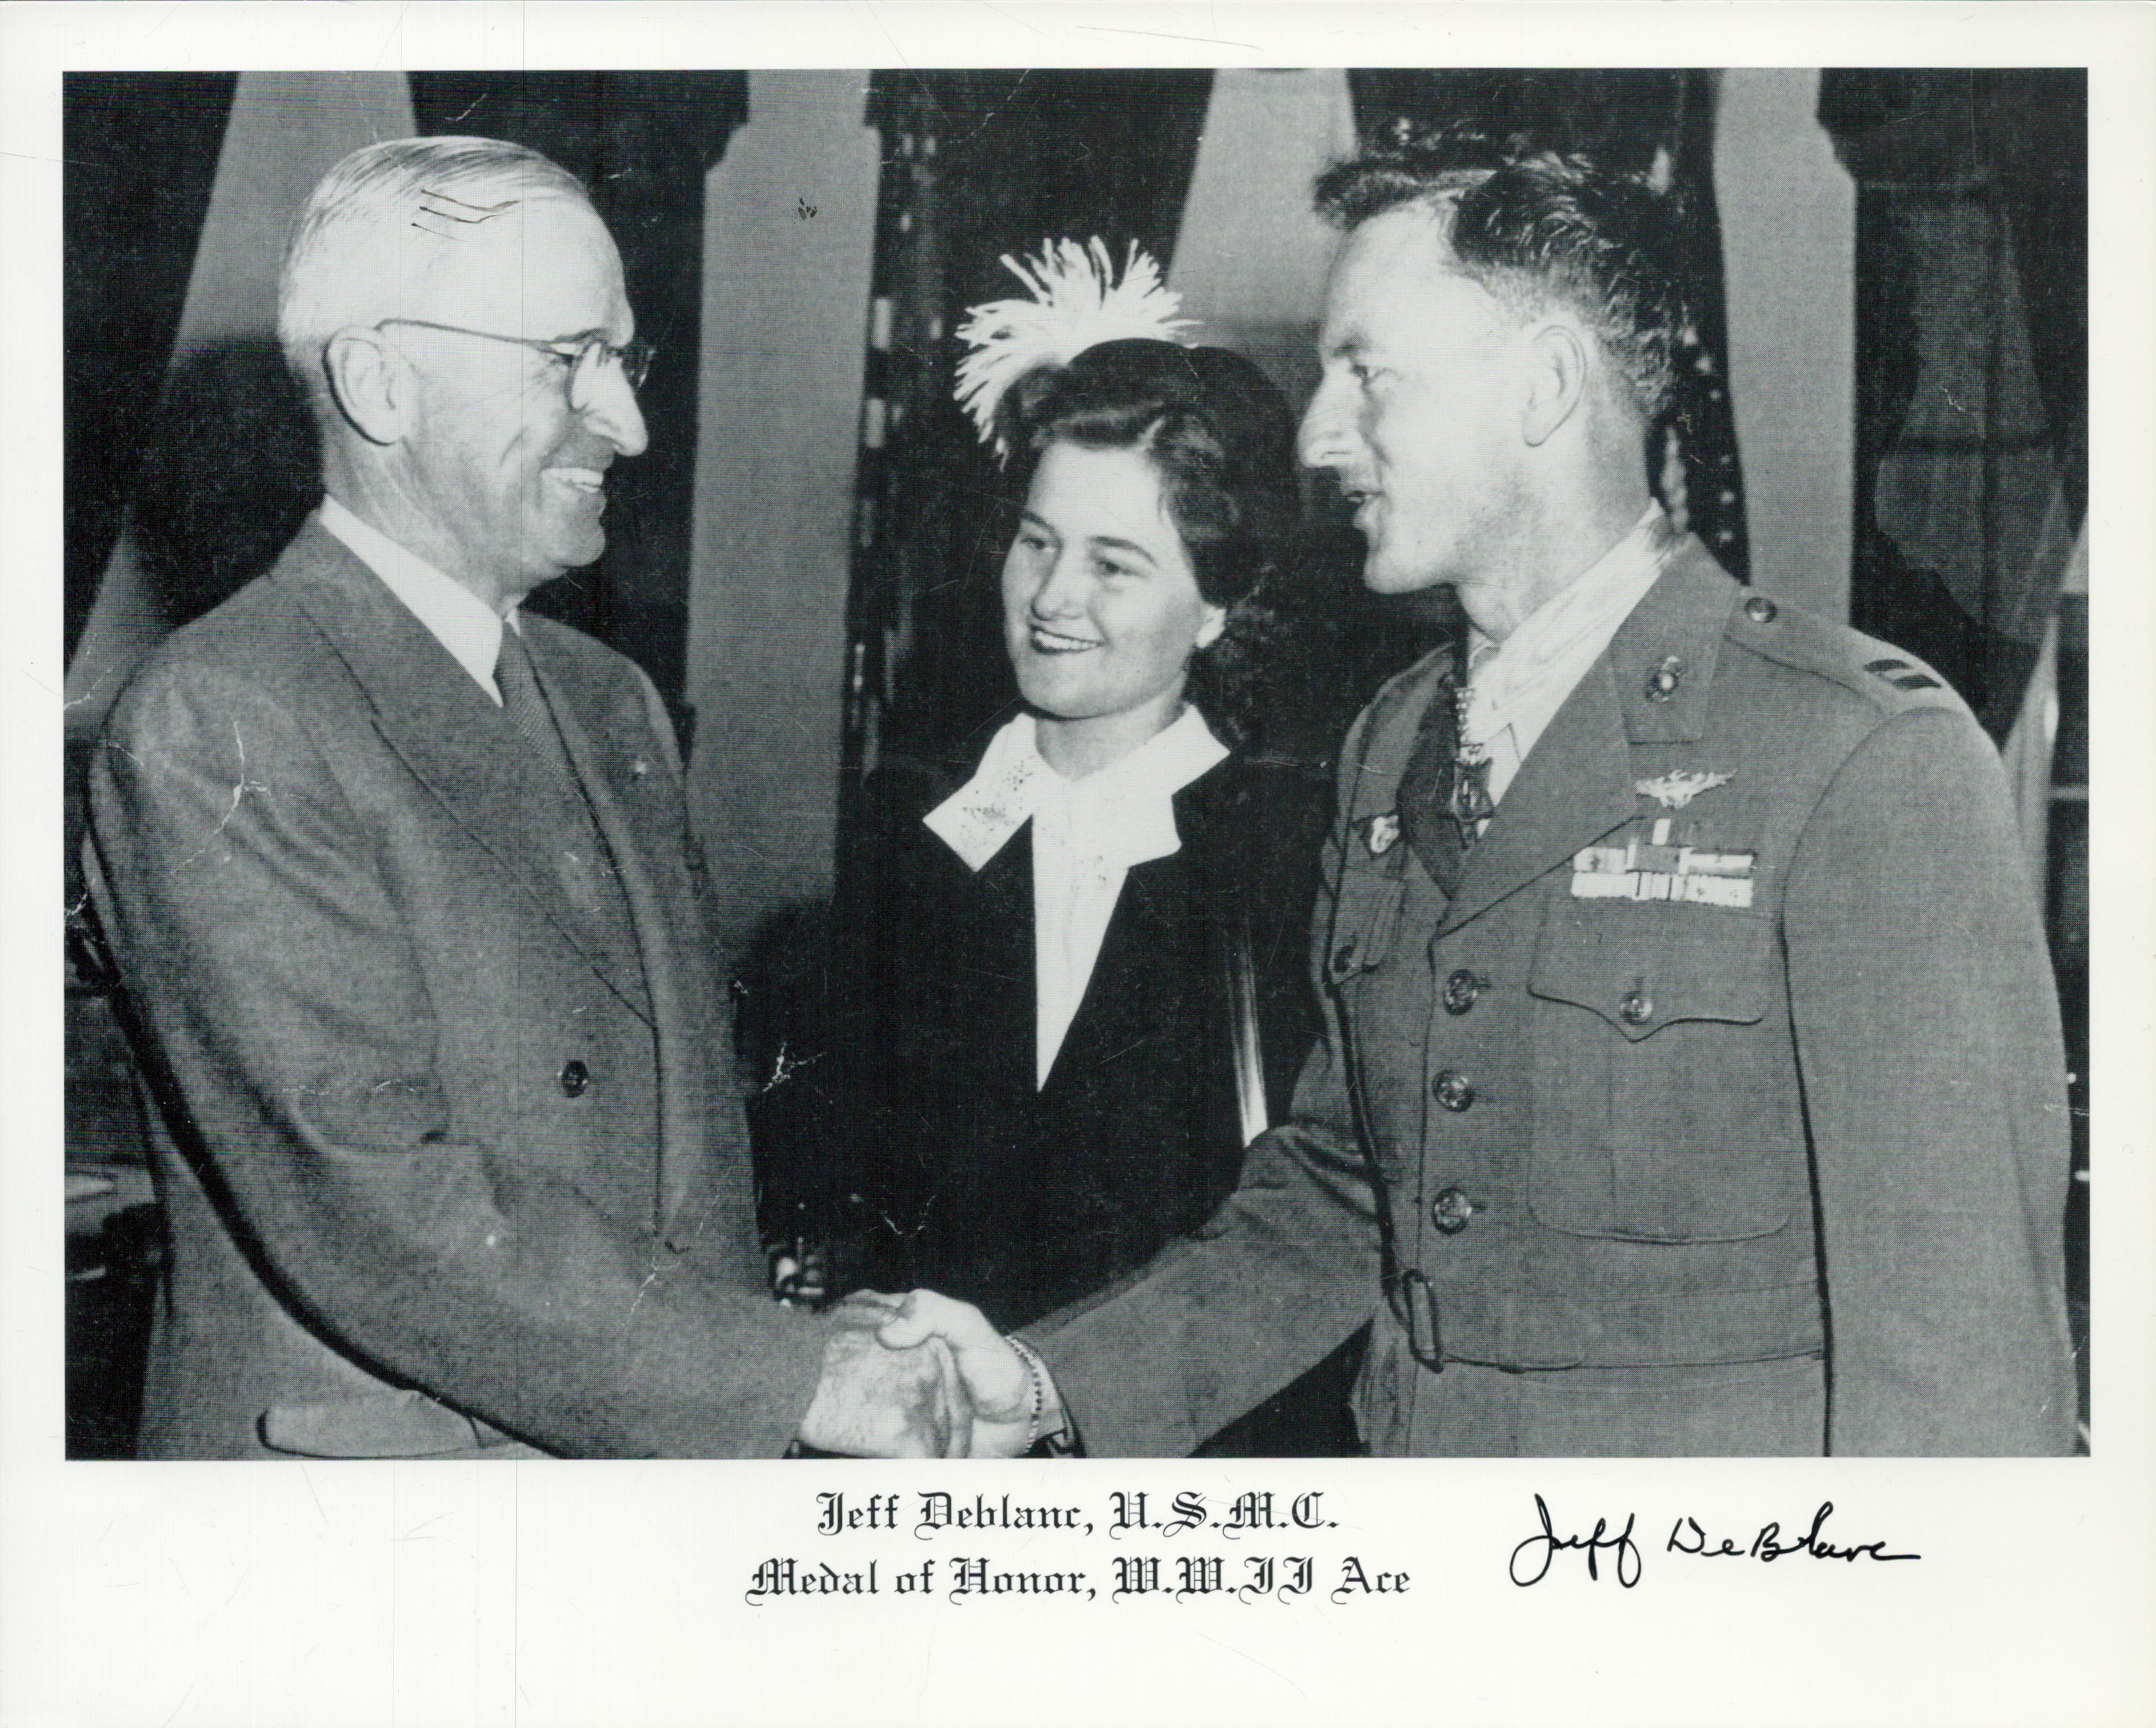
[63,71,749,709]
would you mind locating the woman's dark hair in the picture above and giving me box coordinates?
[1002,338,1302,739]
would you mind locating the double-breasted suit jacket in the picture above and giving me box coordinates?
[87,518,827,1458]
[1034,539,2077,1456]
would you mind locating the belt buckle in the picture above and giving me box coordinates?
[1397,1269,1443,1373]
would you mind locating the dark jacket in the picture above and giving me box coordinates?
[86,518,829,1459]
[1036,539,2078,1457]
[837,738,1332,1334]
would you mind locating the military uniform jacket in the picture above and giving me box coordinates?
[1035,537,2076,1456]
[87,520,829,1458]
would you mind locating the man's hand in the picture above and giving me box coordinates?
[878,1290,1060,1459]
[797,1293,970,1457]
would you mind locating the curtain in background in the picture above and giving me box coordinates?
[1350,71,1752,582]
[63,75,744,717]
[407,73,748,709]
[838,72,1212,884]
[63,75,239,665]
[1821,70,2088,1434]
[1822,71,2087,741]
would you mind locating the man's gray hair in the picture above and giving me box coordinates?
[277,135,592,392]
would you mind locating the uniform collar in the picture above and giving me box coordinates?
[924,705,1228,874]
[1461,503,1676,756]
[1603,533,1744,744]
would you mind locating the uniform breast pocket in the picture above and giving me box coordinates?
[1525,893,1798,1243]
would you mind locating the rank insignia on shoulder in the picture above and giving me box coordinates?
[1863,656,1942,693]
[1636,770,1732,810]
[1365,811,1400,857]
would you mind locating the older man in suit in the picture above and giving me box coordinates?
[86,136,957,1459]
[889,123,2078,1457]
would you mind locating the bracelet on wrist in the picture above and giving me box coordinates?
[1003,1333,1047,1451]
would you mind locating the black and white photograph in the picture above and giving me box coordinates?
[6,6,2153,1726]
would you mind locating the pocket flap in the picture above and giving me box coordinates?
[1324,867,1407,982]
[260,1390,492,1459]
[1528,894,1770,1040]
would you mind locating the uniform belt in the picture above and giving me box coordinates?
[1378,1277,1827,1373]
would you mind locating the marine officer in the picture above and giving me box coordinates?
[883,120,2078,1457]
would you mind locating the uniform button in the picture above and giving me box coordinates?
[1432,1069,1475,1112]
[1430,1186,1477,1234]
[1644,655,1685,701]
[1442,968,1485,1015]
[1619,988,1654,1027]
[559,1059,590,1097]
[1744,594,1778,623]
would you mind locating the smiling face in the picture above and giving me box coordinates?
[1299,203,1528,599]
[394,194,648,608]
[1001,441,1226,769]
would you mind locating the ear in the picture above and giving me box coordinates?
[1519,316,1592,448]
[1193,603,1228,652]
[321,328,413,447]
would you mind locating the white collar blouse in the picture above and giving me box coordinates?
[924,706,1229,1088]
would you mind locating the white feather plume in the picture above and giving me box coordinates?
[954,238,1195,458]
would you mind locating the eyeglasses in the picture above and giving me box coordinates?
[374,318,654,412]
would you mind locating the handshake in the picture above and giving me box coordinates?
[796,1290,1066,1459]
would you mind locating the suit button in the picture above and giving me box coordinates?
[1619,987,1654,1027]
[559,1059,590,1097]
[1744,594,1779,623]
[1432,1069,1475,1112]
[1430,1186,1477,1234]
[1442,968,1485,1014]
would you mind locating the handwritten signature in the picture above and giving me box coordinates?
[1510,1493,1643,1588]
[1510,1495,1918,1588]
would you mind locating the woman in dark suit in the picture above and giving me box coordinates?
[831,279,1359,1452]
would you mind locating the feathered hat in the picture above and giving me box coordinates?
[953,238,1195,460]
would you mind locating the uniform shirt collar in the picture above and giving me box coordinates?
[317,495,516,705]
[924,704,1228,874]
[1461,502,1677,760]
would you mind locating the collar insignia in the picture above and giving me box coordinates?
[1365,811,1400,857]
[1635,770,1732,810]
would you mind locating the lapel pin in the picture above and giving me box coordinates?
[1365,811,1400,857]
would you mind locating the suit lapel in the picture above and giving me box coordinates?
[1045,851,1188,1092]
[272,522,650,1019]
[1039,772,1221,1095]
[970,825,1039,1087]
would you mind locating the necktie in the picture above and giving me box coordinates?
[495,626,580,799]
[494,628,645,1002]
[1397,642,1495,896]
